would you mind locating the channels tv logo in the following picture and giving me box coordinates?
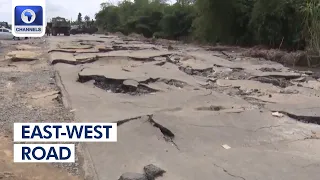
[12,0,46,37]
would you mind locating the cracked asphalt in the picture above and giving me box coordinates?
[48,34,320,180]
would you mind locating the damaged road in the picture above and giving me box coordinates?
[49,34,320,180]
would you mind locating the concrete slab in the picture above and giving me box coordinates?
[95,50,176,60]
[58,44,93,49]
[248,93,320,117]
[50,52,76,64]
[78,62,204,88]
[6,51,39,61]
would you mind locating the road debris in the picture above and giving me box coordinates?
[272,112,284,118]
[222,144,231,150]
[143,164,166,180]
[118,164,165,180]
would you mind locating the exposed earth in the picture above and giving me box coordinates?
[1,34,320,180]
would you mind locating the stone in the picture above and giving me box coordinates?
[143,164,166,180]
[118,172,148,180]
[123,79,139,88]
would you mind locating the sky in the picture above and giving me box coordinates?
[0,0,175,24]
[0,0,119,24]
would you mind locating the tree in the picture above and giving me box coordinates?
[84,15,90,22]
[301,0,320,55]
[84,15,90,26]
[93,0,314,50]
[77,13,82,24]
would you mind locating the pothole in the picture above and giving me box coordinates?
[90,77,157,95]
[243,97,267,108]
[112,45,152,51]
[178,66,214,77]
[140,78,187,88]
[213,69,251,80]
[78,72,189,95]
[259,67,282,72]
[202,83,259,97]
[8,76,19,82]
[195,105,225,111]
[251,76,293,88]
[279,111,320,125]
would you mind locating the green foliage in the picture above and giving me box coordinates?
[249,0,305,49]
[95,0,195,40]
[301,0,320,54]
[94,0,319,50]
[193,0,236,43]
[95,5,121,32]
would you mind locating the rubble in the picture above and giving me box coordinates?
[143,164,166,180]
[118,164,166,180]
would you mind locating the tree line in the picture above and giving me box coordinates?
[94,0,320,53]
[71,13,94,26]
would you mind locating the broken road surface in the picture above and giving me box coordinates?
[49,35,320,180]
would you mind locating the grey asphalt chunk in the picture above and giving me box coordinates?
[143,164,166,180]
[49,35,320,180]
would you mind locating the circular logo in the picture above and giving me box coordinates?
[21,9,36,24]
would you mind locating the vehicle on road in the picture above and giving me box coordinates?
[0,27,20,40]
[0,21,10,29]
[49,17,71,36]
[70,24,98,35]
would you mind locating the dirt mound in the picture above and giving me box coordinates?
[243,48,308,67]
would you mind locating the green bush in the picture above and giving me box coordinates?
[93,0,317,50]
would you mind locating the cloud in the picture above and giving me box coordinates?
[45,0,105,21]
